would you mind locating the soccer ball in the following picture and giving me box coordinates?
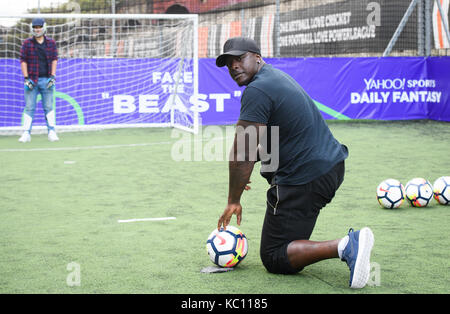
[405,178,433,207]
[376,179,405,209]
[206,225,248,268]
[433,176,450,205]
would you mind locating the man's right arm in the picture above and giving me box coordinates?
[217,120,266,230]
[21,61,28,78]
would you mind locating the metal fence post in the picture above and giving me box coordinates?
[418,0,425,55]
[425,0,432,56]
[275,0,280,58]
[383,0,420,57]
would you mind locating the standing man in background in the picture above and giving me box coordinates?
[19,18,59,142]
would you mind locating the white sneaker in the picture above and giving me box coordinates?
[341,227,374,289]
[18,132,31,143]
[48,130,59,142]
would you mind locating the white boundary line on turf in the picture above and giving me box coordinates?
[118,217,176,223]
[0,137,232,153]
[0,141,172,152]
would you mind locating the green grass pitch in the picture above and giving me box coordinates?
[0,120,449,294]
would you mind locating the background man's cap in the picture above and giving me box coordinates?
[31,18,45,27]
[216,37,261,67]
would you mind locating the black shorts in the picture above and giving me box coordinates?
[259,160,345,274]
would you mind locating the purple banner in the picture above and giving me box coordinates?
[201,57,450,123]
[1,57,449,128]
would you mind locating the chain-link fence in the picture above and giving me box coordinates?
[2,0,449,57]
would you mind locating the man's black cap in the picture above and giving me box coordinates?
[216,37,261,67]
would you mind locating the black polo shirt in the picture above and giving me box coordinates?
[239,64,348,185]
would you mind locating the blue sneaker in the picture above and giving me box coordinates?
[341,227,374,288]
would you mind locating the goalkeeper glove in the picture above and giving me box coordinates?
[46,75,56,89]
[24,77,34,91]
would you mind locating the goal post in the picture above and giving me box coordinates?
[0,13,199,134]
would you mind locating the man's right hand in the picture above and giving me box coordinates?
[218,203,242,230]
[24,78,34,91]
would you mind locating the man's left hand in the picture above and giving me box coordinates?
[46,75,56,89]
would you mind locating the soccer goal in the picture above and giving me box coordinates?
[0,13,199,134]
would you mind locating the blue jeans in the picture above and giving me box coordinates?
[24,77,55,132]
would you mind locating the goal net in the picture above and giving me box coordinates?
[0,13,199,134]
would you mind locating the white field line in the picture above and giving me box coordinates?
[118,217,176,223]
[0,136,232,153]
[0,141,172,152]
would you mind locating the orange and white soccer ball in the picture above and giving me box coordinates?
[206,226,248,268]
[376,178,405,209]
[433,176,450,205]
[405,178,433,207]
